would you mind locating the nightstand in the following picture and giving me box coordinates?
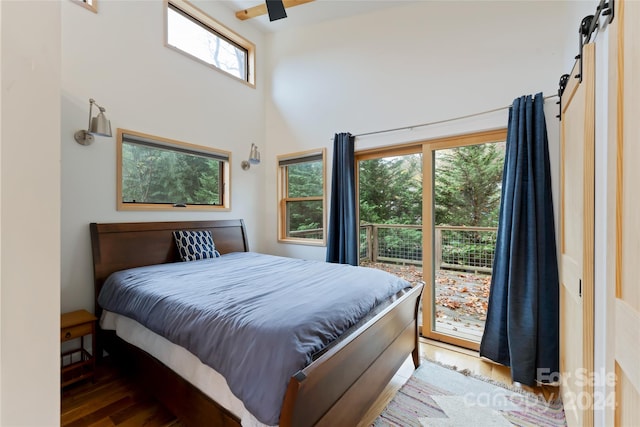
[61,309,97,388]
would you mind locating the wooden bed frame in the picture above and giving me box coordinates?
[90,219,423,427]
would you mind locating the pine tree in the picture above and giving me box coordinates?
[358,155,422,225]
[287,161,323,232]
[434,143,504,227]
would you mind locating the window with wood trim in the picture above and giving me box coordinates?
[165,0,255,86]
[117,129,230,211]
[278,149,326,245]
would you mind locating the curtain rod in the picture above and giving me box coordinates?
[353,94,559,138]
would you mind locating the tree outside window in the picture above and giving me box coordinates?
[278,150,326,245]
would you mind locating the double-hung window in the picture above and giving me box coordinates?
[165,0,255,86]
[278,149,326,245]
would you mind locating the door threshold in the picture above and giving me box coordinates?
[420,337,479,358]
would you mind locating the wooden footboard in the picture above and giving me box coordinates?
[281,283,423,427]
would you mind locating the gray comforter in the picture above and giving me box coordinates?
[98,252,411,425]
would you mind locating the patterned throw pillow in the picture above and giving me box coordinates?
[173,230,221,262]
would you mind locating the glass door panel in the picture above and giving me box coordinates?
[356,130,506,351]
[358,151,424,296]
[424,140,505,348]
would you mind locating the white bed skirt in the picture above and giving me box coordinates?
[100,310,271,427]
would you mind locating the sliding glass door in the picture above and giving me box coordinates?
[357,129,506,351]
[422,130,506,350]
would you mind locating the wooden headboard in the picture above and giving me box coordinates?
[90,219,249,316]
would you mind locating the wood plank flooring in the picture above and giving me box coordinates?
[61,357,184,427]
[61,339,558,426]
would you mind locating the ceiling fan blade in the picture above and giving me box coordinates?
[235,1,315,22]
[265,0,287,21]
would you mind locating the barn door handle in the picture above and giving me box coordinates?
[579,279,582,298]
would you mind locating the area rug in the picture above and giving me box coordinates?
[373,359,566,426]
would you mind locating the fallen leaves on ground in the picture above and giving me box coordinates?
[361,261,491,330]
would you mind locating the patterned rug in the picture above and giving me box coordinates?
[373,359,566,426]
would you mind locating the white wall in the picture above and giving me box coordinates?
[60,0,267,313]
[1,1,61,425]
[263,1,577,260]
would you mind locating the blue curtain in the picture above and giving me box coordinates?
[479,93,559,386]
[326,132,358,266]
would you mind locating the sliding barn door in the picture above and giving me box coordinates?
[609,1,640,424]
[560,42,595,427]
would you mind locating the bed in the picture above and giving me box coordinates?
[90,219,423,427]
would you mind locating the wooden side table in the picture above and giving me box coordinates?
[61,309,97,388]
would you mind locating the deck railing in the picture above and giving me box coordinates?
[359,223,497,273]
[289,223,497,273]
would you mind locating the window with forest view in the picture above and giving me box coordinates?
[117,129,230,211]
[278,149,326,245]
[166,0,255,85]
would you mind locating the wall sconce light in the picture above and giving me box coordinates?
[241,143,261,170]
[74,98,112,145]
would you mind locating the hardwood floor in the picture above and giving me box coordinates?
[61,339,558,426]
[61,357,184,427]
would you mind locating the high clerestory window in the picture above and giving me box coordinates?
[165,0,255,86]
